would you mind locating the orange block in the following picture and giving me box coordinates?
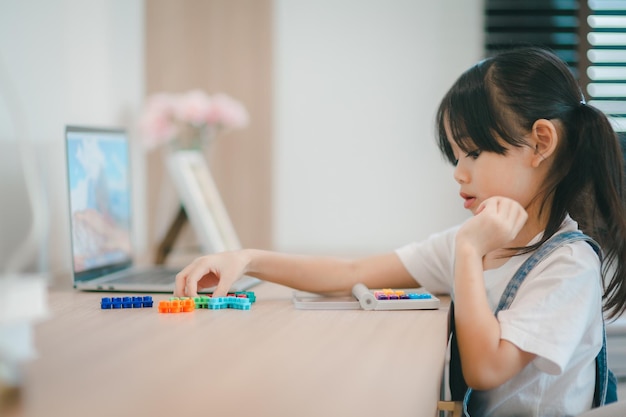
[170,300,181,313]
[158,298,195,314]
[182,299,195,312]
[158,300,170,313]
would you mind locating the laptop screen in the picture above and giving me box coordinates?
[65,126,133,280]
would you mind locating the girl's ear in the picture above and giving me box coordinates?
[530,119,559,168]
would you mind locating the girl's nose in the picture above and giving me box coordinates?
[453,162,468,184]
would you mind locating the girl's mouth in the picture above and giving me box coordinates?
[460,193,476,209]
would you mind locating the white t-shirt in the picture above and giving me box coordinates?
[395,216,603,417]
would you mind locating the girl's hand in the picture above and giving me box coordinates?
[457,196,528,257]
[174,250,250,297]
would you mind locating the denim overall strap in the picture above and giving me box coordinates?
[457,231,604,416]
[495,231,601,313]
[593,324,616,407]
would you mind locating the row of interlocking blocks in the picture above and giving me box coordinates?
[101,296,154,309]
[100,292,256,312]
[196,291,256,308]
[374,289,433,301]
[159,292,257,313]
[192,296,251,310]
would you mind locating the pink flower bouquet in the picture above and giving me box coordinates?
[139,90,249,150]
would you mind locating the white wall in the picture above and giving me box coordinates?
[274,0,483,255]
[0,0,145,284]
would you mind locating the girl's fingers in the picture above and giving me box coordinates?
[174,254,241,297]
[174,257,212,297]
[174,263,195,297]
[475,196,528,243]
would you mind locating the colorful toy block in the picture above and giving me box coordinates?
[204,296,251,310]
[158,300,169,313]
[159,292,256,313]
[206,292,255,310]
[128,292,259,314]
[157,298,195,314]
[373,289,433,301]
[230,291,256,303]
[101,296,153,309]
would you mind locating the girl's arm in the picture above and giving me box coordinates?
[454,197,536,390]
[174,250,417,297]
[454,243,536,390]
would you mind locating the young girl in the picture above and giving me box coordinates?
[174,47,626,416]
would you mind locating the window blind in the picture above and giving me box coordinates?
[485,0,580,75]
[585,0,626,132]
[485,0,626,132]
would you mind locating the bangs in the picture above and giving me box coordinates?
[436,59,523,164]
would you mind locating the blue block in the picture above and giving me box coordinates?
[101,297,112,309]
[132,296,143,308]
[408,293,432,300]
[102,295,155,309]
[122,297,133,308]
[142,296,153,308]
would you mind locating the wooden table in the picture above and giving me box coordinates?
[11,283,450,417]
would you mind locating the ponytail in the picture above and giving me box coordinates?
[567,103,626,319]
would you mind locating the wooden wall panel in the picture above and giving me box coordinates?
[145,0,273,258]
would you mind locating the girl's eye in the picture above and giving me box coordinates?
[466,149,482,159]
[452,158,459,167]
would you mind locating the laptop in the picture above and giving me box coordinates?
[65,125,260,293]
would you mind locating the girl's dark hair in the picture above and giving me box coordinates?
[436,47,626,319]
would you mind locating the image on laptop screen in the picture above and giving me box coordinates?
[66,127,133,277]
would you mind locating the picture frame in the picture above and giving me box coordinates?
[165,150,241,253]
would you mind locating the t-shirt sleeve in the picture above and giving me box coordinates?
[394,225,459,295]
[497,241,603,375]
